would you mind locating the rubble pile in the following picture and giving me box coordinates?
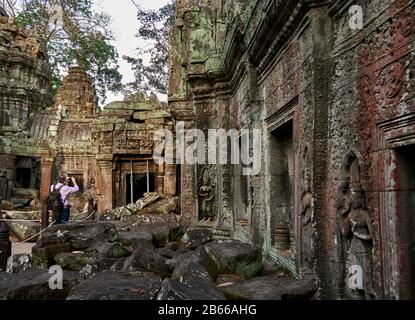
[100,192,179,222]
[0,215,317,300]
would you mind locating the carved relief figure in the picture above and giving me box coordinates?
[337,186,375,300]
[300,167,313,268]
[83,178,98,211]
[198,167,215,222]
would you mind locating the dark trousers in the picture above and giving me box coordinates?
[61,207,71,223]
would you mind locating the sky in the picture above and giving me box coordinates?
[94,0,170,105]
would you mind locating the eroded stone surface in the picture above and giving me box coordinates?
[220,276,317,300]
[171,262,225,300]
[6,254,33,274]
[68,270,162,300]
[121,240,172,278]
[157,278,220,300]
[204,240,262,279]
[54,252,98,272]
[0,269,82,300]
[180,228,214,250]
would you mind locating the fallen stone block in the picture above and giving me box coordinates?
[112,206,133,220]
[68,270,162,300]
[130,222,183,247]
[38,221,108,251]
[157,278,224,300]
[123,213,178,226]
[121,239,172,278]
[54,252,98,272]
[106,243,131,259]
[79,257,128,279]
[135,192,164,209]
[32,242,72,269]
[1,269,82,300]
[8,221,40,242]
[220,275,318,300]
[119,231,153,250]
[204,240,262,279]
[166,246,217,277]
[180,228,214,249]
[5,210,39,221]
[135,198,177,215]
[126,203,138,214]
[6,254,32,274]
[172,262,225,300]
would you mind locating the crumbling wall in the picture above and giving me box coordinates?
[0,15,53,207]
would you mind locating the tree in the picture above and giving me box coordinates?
[123,0,175,96]
[2,0,122,103]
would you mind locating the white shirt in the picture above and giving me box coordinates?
[50,183,80,207]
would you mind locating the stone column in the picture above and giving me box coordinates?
[164,164,176,195]
[178,118,197,227]
[155,161,164,194]
[40,157,53,201]
[97,159,113,213]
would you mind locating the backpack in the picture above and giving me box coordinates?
[47,185,64,212]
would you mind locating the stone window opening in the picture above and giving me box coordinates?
[15,168,31,189]
[14,157,40,190]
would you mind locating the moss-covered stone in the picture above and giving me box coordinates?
[54,252,98,272]
[204,240,262,279]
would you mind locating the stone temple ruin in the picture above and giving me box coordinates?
[1,60,175,215]
[1,0,415,300]
[168,0,415,300]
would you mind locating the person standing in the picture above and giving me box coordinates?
[50,176,79,224]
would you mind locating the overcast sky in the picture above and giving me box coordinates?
[95,0,170,105]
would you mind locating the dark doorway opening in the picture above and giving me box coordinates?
[396,145,415,299]
[269,120,294,251]
[15,168,31,188]
[126,173,155,204]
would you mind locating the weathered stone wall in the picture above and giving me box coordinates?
[169,0,415,299]
[326,0,415,299]
[51,67,98,196]
[0,45,177,215]
[0,15,53,205]
[93,94,176,213]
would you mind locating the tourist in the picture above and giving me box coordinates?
[50,176,80,224]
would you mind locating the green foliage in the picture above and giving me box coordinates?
[123,1,176,96]
[12,0,122,103]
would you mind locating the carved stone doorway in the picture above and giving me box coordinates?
[113,157,156,208]
[395,145,415,299]
[269,120,294,252]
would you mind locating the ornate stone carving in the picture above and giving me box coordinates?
[337,186,375,300]
[300,164,313,268]
[198,167,215,222]
[114,131,154,151]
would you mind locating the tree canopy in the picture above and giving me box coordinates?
[2,0,122,103]
[123,0,175,97]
